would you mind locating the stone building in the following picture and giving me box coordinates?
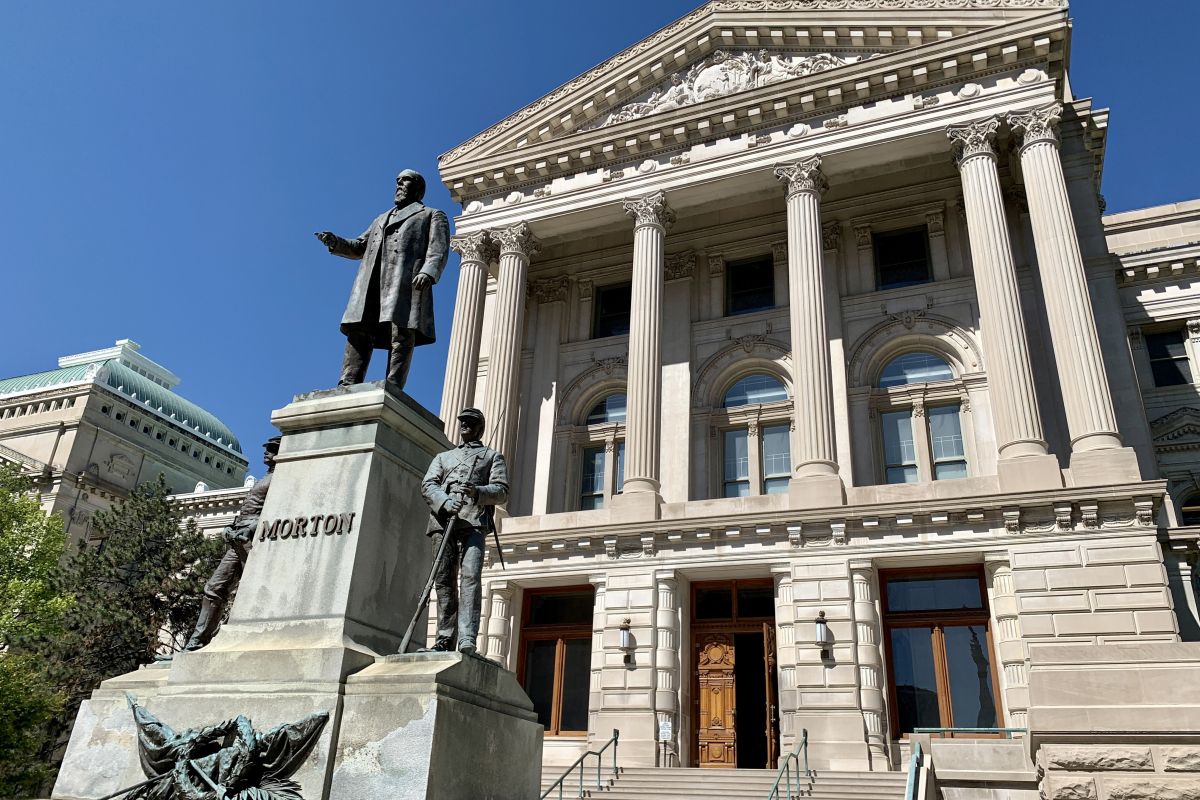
[421,0,1200,790]
[0,339,247,543]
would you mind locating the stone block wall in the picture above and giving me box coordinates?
[1038,744,1200,800]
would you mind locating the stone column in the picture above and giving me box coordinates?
[483,582,514,668]
[947,119,1061,491]
[772,567,799,753]
[774,157,844,508]
[654,571,681,765]
[1008,103,1140,484]
[484,222,540,463]
[985,557,1028,729]
[612,191,674,519]
[851,560,888,769]
[441,232,496,440]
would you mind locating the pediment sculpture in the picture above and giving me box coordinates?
[590,49,875,128]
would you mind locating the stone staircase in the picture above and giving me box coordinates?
[540,766,908,799]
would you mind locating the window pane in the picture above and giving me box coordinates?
[943,625,998,729]
[929,405,967,481]
[1182,495,1200,526]
[886,576,983,612]
[761,424,791,487]
[1146,330,1193,387]
[580,446,605,509]
[527,590,595,626]
[934,462,968,480]
[737,586,775,618]
[696,587,733,619]
[875,227,932,289]
[586,394,627,424]
[890,627,942,734]
[724,374,788,408]
[881,410,917,484]
[764,477,789,495]
[1151,358,1193,387]
[593,284,631,338]
[724,429,750,482]
[615,441,625,492]
[523,640,557,730]
[1146,330,1188,359]
[559,638,592,732]
[726,256,775,316]
[879,353,954,388]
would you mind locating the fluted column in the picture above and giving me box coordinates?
[654,571,680,765]
[484,223,539,462]
[1008,104,1121,454]
[619,191,674,499]
[948,120,1056,483]
[985,558,1028,729]
[851,561,888,769]
[775,157,844,507]
[483,582,514,667]
[441,232,497,439]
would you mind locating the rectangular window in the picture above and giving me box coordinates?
[520,587,595,736]
[593,283,632,338]
[761,424,791,494]
[881,410,918,484]
[615,440,625,493]
[723,429,751,497]
[725,255,775,316]
[580,446,605,510]
[1146,329,1193,387]
[875,227,932,290]
[928,405,967,480]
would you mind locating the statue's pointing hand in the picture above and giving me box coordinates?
[315,231,338,250]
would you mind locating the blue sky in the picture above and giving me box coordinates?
[1,1,1195,476]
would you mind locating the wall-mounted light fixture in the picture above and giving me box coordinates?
[815,610,834,660]
[619,618,635,665]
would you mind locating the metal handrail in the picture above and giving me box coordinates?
[767,727,812,800]
[904,740,923,800]
[913,727,1028,739]
[541,729,620,800]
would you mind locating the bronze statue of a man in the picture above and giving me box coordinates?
[316,169,449,390]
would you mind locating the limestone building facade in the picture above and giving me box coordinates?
[427,0,1200,781]
[0,339,247,543]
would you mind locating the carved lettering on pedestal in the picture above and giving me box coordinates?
[259,512,357,541]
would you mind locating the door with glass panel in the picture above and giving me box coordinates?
[518,587,595,738]
[881,569,1003,738]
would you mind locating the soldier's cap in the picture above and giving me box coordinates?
[264,436,282,452]
[456,407,485,424]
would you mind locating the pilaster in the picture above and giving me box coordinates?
[985,555,1029,730]
[483,581,515,670]
[654,571,681,765]
[850,560,888,769]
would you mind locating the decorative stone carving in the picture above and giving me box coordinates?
[854,223,873,248]
[1008,103,1063,149]
[1055,503,1073,531]
[926,210,946,236]
[787,123,811,138]
[773,156,827,199]
[733,333,768,353]
[957,83,983,99]
[947,118,1000,165]
[1188,319,1200,341]
[821,222,841,252]
[913,94,940,110]
[665,251,697,281]
[594,356,627,375]
[593,49,870,128]
[1135,498,1156,527]
[527,276,570,304]
[449,231,497,264]
[534,185,553,199]
[637,159,658,174]
[889,308,926,330]
[493,222,541,259]
[1003,508,1021,534]
[787,524,803,549]
[670,153,691,166]
[623,191,676,229]
[1128,328,1144,350]
[505,191,524,205]
[707,252,726,277]
[823,115,849,129]
[1018,68,1045,85]
[773,241,789,262]
[831,520,847,546]
[1080,501,1100,529]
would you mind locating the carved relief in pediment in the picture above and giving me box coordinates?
[1151,407,1200,451]
[104,452,135,481]
[587,49,876,129]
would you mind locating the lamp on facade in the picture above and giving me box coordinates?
[618,618,635,665]
[815,610,834,660]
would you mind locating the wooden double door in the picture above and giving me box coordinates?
[693,580,780,769]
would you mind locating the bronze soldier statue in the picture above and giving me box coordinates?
[165,437,280,658]
[315,169,450,390]
[419,408,508,654]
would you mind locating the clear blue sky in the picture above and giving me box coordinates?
[1,0,1194,476]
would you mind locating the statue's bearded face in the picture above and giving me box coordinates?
[395,173,419,206]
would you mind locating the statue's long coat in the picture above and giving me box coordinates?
[329,202,449,347]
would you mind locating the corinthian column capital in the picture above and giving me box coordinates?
[449,231,498,264]
[623,191,676,230]
[774,156,827,199]
[947,118,1000,166]
[1007,103,1063,150]
[492,222,541,260]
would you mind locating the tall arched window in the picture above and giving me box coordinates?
[1181,493,1200,527]
[714,373,791,497]
[875,352,969,485]
[576,393,626,510]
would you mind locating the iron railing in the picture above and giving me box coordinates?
[767,727,812,800]
[541,729,620,799]
[904,740,924,800]
[912,727,1027,739]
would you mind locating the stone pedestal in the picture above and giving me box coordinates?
[53,384,544,800]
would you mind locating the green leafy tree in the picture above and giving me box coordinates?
[0,464,70,797]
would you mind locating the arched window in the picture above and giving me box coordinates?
[1181,494,1200,526]
[586,394,627,424]
[716,373,791,497]
[576,393,627,510]
[874,351,968,485]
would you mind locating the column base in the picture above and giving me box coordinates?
[610,490,663,522]
[997,454,1063,493]
[788,474,845,510]
[1067,446,1142,486]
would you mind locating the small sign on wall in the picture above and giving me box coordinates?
[658,719,673,743]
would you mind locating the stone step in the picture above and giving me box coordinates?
[538,767,906,800]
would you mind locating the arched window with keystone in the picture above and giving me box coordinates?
[874,352,970,485]
[713,373,792,498]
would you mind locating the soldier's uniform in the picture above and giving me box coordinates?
[420,409,508,653]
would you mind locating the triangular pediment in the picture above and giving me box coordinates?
[1152,407,1200,449]
[438,0,1067,177]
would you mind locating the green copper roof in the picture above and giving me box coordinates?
[0,359,243,455]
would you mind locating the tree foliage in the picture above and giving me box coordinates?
[0,464,69,797]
